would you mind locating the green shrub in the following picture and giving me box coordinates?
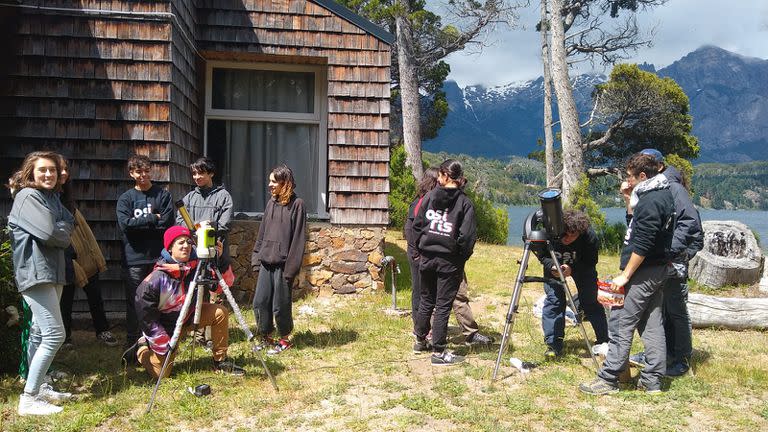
[0,223,23,375]
[569,174,625,253]
[388,144,509,244]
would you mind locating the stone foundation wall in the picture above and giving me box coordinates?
[227,221,386,302]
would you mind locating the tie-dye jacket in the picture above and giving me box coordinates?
[135,252,202,356]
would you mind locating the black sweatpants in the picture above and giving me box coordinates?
[253,264,293,337]
[60,277,110,340]
[414,268,462,353]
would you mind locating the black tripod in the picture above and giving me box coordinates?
[145,257,278,413]
[492,228,600,381]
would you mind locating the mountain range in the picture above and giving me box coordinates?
[424,46,768,163]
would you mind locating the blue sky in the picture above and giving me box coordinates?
[443,0,768,87]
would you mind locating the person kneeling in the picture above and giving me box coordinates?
[135,226,244,378]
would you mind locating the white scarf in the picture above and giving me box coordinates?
[629,174,670,210]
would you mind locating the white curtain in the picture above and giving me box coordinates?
[223,120,318,213]
[210,67,319,213]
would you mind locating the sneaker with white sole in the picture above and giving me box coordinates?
[465,332,494,346]
[97,331,119,347]
[431,351,465,366]
[17,393,63,416]
[267,338,292,355]
[39,382,73,404]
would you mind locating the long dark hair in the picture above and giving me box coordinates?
[270,164,296,206]
[416,167,439,198]
[438,159,467,189]
[55,154,77,213]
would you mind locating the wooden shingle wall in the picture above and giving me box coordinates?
[0,2,177,310]
[196,0,391,225]
[168,0,201,198]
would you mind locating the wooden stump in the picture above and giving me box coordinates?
[688,220,764,289]
[688,293,768,330]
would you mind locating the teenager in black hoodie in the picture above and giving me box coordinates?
[412,160,477,366]
[251,165,306,355]
[534,210,608,358]
[580,153,675,395]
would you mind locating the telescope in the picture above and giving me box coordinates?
[492,188,599,381]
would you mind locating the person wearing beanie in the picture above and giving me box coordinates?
[134,226,245,377]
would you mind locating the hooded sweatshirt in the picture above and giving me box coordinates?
[412,186,477,273]
[177,184,234,265]
[662,165,704,265]
[620,174,675,270]
[134,250,224,356]
[250,195,307,281]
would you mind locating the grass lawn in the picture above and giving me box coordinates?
[2,231,767,431]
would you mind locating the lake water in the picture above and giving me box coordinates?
[506,205,768,250]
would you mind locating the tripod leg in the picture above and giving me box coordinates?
[213,268,279,391]
[146,263,205,414]
[548,248,600,371]
[492,244,532,381]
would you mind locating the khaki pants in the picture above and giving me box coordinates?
[453,274,479,338]
[137,303,229,379]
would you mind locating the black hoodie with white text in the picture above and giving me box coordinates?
[412,186,477,273]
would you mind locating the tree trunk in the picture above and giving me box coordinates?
[688,293,768,330]
[540,0,556,187]
[395,12,424,181]
[548,0,582,202]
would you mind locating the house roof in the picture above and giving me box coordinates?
[311,0,394,45]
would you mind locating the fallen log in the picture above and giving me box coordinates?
[689,293,768,330]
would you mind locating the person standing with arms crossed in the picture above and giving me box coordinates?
[116,154,174,364]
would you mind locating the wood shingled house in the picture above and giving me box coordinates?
[0,0,392,310]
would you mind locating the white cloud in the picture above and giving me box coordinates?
[444,0,768,87]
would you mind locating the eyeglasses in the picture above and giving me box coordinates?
[174,239,194,246]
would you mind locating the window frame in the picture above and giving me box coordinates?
[204,60,329,219]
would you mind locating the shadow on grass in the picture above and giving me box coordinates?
[291,327,358,350]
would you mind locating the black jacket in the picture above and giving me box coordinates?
[250,195,307,281]
[405,195,423,261]
[535,227,599,277]
[663,166,704,263]
[412,186,477,272]
[620,175,675,270]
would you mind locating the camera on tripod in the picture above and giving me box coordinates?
[522,188,565,246]
[175,200,218,260]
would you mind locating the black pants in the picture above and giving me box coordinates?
[60,277,110,340]
[123,264,154,347]
[252,264,293,338]
[408,257,421,328]
[414,268,462,353]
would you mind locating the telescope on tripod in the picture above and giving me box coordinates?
[145,200,278,414]
[491,189,600,381]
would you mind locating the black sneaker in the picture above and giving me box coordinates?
[431,351,465,366]
[465,332,494,346]
[579,377,619,395]
[665,361,690,377]
[213,359,246,376]
[413,338,432,354]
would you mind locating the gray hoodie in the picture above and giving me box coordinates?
[8,187,74,292]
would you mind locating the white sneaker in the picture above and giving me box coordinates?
[17,393,63,416]
[39,382,73,404]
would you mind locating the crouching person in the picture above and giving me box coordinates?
[135,226,245,378]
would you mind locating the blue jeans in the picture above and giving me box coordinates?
[663,277,692,363]
[599,264,669,387]
[541,268,608,352]
[23,283,65,395]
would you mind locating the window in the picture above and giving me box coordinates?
[205,61,328,217]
